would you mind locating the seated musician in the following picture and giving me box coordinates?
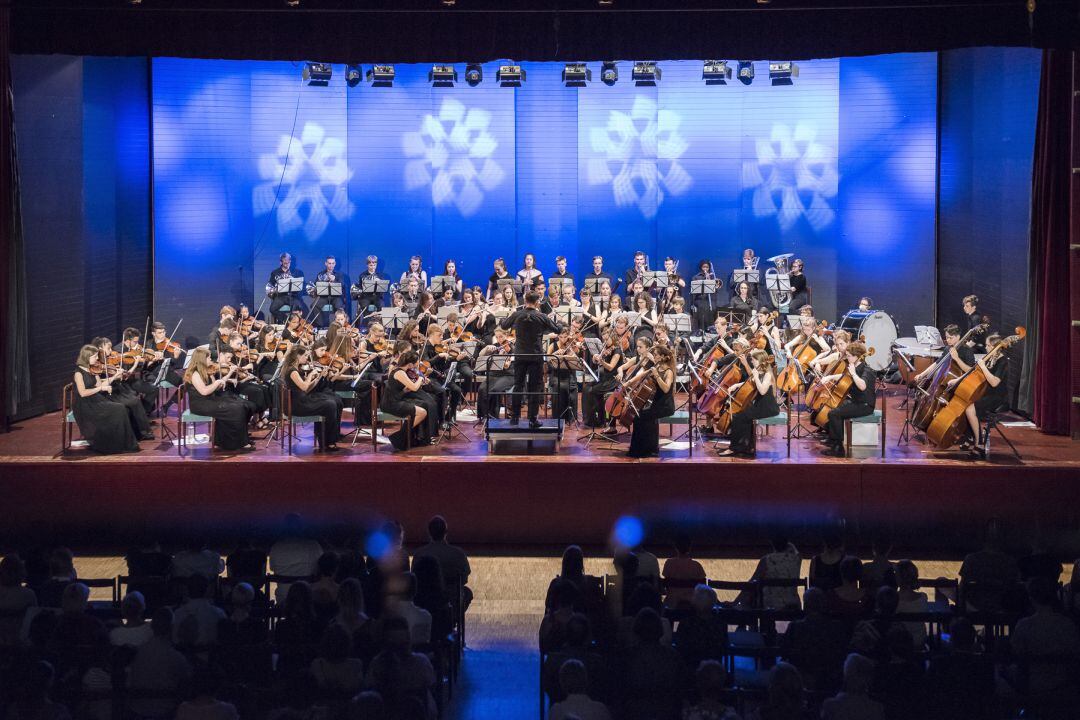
[462,298,496,346]
[475,327,515,420]
[144,321,185,409]
[751,308,784,355]
[71,344,140,454]
[718,349,779,458]
[352,255,388,324]
[308,255,344,326]
[950,333,1009,458]
[380,350,432,451]
[626,343,676,459]
[914,324,973,383]
[443,259,464,299]
[350,322,392,426]
[183,346,254,451]
[422,324,461,425]
[207,306,236,347]
[819,341,877,457]
[633,292,660,342]
[254,325,286,420]
[581,289,607,338]
[91,337,154,441]
[809,329,851,375]
[399,255,429,290]
[390,343,441,443]
[783,317,829,360]
[788,258,809,310]
[500,283,519,312]
[210,319,238,359]
[857,296,873,312]
[267,253,303,323]
[623,250,649,291]
[703,336,750,380]
[120,327,156,416]
[545,327,581,423]
[729,248,760,301]
[224,333,272,428]
[730,281,760,317]
[415,292,439,333]
[586,326,624,429]
[435,286,457,310]
[281,345,344,451]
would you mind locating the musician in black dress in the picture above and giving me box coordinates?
[500,291,563,428]
[91,337,154,440]
[690,259,721,331]
[352,255,388,326]
[475,328,515,420]
[183,347,254,451]
[120,327,158,415]
[267,253,304,323]
[71,345,140,454]
[442,259,464,300]
[486,258,512,301]
[729,249,761,302]
[718,350,779,458]
[225,333,272,427]
[585,327,624,428]
[281,346,344,451]
[545,328,581,423]
[632,292,660,343]
[952,332,1010,458]
[820,341,877,457]
[380,350,431,451]
[626,344,676,458]
[463,300,497,347]
[788,258,809,311]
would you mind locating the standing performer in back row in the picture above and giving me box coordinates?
[499,291,562,429]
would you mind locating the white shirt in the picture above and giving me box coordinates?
[172,598,225,646]
[550,694,612,720]
[394,601,433,646]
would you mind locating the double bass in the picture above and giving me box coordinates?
[911,323,988,431]
[924,329,1025,449]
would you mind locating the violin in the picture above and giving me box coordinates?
[239,316,266,334]
[153,338,182,355]
[316,354,347,372]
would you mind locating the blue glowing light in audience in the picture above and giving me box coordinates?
[365,530,393,561]
[612,515,645,549]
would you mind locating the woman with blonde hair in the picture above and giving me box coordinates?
[184,346,254,450]
[719,348,779,458]
[626,343,677,458]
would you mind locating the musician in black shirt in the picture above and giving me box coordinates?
[963,295,988,352]
[550,256,575,284]
[352,255,388,325]
[622,250,649,290]
[788,258,809,311]
[820,341,878,456]
[584,255,616,294]
[950,332,1010,458]
[499,291,563,428]
[309,255,345,326]
[267,253,304,323]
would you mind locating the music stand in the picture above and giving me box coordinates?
[614,311,640,329]
[548,277,574,295]
[915,325,944,348]
[552,305,584,327]
[357,276,390,296]
[732,269,759,286]
[492,306,511,320]
[664,313,692,336]
[436,361,472,443]
[314,283,342,313]
[715,306,750,327]
[767,274,792,311]
[275,277,305,294]
[436,305,460,322]
[691,279,718,297]
[583,277,609,294]
[379,308,409,336]
[496,277,523,297]
[643,271,668,289]
[430,275,457,295]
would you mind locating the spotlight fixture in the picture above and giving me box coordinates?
[598,0,614,5]
[345,64,362,88]
[465,64,483,86]
[367,65,395,86]
[737,61,755,85]
[600,61,618,86]
[562,63,591,87]
[769,61,799,85]
[442,0,456,5]
[302,62,332,86]
[496,64,525,86]
[284,0,299,6]
[632,61,661,86]
[702,60,732,85]
[429,64,458,86]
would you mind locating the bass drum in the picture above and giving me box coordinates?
[839,310,897,372]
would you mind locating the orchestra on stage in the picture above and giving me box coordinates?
[67,250,1019,460]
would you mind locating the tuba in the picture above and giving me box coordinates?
[765,253,794,310]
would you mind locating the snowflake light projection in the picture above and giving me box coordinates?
[585,95,692,219]
[253,122,354,241]
[743,122,838,232]
[402,98,505,217]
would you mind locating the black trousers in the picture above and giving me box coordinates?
[826,401,874,444]
[270,294,303,322]
[511,358,544,420]
[314,296,345,327]
[477,375,514,419]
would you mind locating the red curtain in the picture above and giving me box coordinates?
[1030,50,1073,435]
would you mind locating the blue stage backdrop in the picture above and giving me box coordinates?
[151,55,938,335]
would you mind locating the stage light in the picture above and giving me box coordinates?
[703,60,732,85]
[284,0,299,6]
[632,61,661,86]
[600,61,618,86]
[769,61,799,85]
[562,62,591,86]
[345,64,362,88]
[737,61,755,85]
[598,0,615,5]
[612,515,644,549]
[496,64,525,86]
[429,64,458,86]
[464,64,483,86]
[367,64,395,86]
[442,0,456,5]
[302,62,332,86]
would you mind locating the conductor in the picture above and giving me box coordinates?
[499,291,563,428]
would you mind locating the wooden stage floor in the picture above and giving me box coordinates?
[1,388,1078,550]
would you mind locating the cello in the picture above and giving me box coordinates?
[809,348,874,427]
[695,345,749,418]
[911,323,988,431]
[714,354,760,436]
[776,320,827,394]
[925,329,1025,449]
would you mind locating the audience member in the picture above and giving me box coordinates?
[109,591,153,647]
[861,536,896,593]
[924,618,994,719]
[682,659,738,720]
[175,667,239,720]
[872,627,924,720]
[364,616,437,720]
[748,662,803,720]
[743,534,801,610]
[894,560,929,648]
[541,579,579,654]
[412,556,453,642]
[0,555,37,646]
[661,534,706,609]
[311,623,365,696]
[311,551,341,619]
[5,660,71,720]
[51,583,107,653]
[549,659,612,720]
[226,537,268,586]
[543,614,606,704]
[127,608,193,718]
[825,557,869,619]
[391,572,433,646]
[673,585,727,673]
[620,608,684,720]
[336,577,377,661]
[631,543,661,586]
[413,515,473,610]
[270,513,325,603]
[809,532,845,591]
[546,545,597,613]
[820,654,885,720]
[173,574,226,647]
[217,582,267,645]
[849,586,901,661]
[617,584,672,648]
[171,537,225,579]
[959,518,1020,613]
[780,587,846,693]
[1005,576,1080,700]
[37,548,77,608]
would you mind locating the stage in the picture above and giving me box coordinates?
[2,387,1078,551]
